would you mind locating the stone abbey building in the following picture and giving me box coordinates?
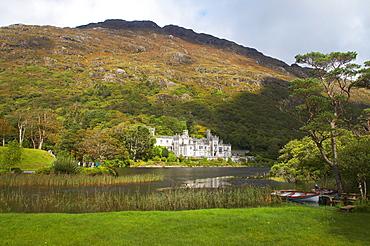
[154,129,232,159]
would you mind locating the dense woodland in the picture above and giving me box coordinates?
[0,21,370,174]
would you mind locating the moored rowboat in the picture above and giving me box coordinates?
[311,187,338,196]
[272,190,320,203]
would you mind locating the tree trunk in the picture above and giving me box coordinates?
[18,124,25,146]
[38,138,44,149]
[332,164,344,195]
[313,134,344,196]
[330,128,344,195]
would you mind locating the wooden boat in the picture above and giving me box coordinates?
[311,187,338,196]
[272,190,320,203]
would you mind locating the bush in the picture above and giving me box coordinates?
[167,154,178,162]
[104,159,132,167]
[52,155,78,174]
[78,166,117,176]
[0,169,9,175]
[355,203,370,213]
[10,167,22,174]
[35,166,53,174]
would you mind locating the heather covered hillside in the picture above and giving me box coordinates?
[1,20,369,158]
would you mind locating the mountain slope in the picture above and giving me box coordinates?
[77,19,309,78]
[0,20,368,158]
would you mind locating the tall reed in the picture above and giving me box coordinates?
[0,173,164,186]
[0,185,281,213]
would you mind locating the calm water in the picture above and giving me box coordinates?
[115,166,306,192]
[3,167,311,196]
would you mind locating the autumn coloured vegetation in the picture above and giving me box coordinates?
[0,21,369,166]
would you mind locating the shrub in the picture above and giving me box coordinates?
[52,155,78,174]
[78,167,118,176]
[0,169,9,175]
[35,166,53,174]
[152,156,161,162]
[10,167,22,174]
[167,154,178,162]
[0,142,23,171]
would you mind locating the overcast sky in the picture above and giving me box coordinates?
[1,0,369,65]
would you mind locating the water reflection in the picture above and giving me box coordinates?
[116,167,304,191]
[183,176,232,188]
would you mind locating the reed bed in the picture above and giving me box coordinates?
[0,173,164,187]
[0,185,280,213]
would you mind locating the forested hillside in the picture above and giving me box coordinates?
[1,20,369,159]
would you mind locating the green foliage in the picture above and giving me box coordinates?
[114,124,156,161]
[167,152,178,162]
[35,166,53,174]
[286,51,366,193]
[271,136,333,182]
[0,169,8,175]
[10,167,22,173]
[52,155,78,174]
[77,166,118,176]
[339,136,370,195]
[353,201,370,213]
[0,142,23,171]
[103,159,132,168]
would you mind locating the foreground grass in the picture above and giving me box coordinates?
[0,205,369,246]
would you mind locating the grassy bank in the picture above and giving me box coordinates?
[0,205,369,245]
[0,147,55,170]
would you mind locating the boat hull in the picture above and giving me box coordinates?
[311,188,338,197]
[272,190,320,203]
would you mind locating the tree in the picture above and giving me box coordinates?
[13,110,28,146]
[0,118,16,146]
[357,60,370,88]
[112,124,155,162]
[355,108,370,135]
[271,137,330,182]
[1,141,23,171]
[27,109,64,149]
[287,51,362,195]
[74,128,123,162]
[339,136,370,200]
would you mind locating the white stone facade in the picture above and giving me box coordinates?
[155,129,232,159]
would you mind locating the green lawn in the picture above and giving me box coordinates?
[1,206,369,245]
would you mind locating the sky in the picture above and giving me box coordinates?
[1,0,369,65]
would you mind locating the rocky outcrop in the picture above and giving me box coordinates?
[77,19,310,78]
[77,19,161,31]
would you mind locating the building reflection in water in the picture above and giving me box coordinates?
[183,176,232,188]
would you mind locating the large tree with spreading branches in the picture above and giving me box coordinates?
[286,51,364,195]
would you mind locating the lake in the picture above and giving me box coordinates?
[0,167,316,213]
[115,166,307,192]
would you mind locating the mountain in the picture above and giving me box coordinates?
[0,20,368,158]
[77,19,309,78]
